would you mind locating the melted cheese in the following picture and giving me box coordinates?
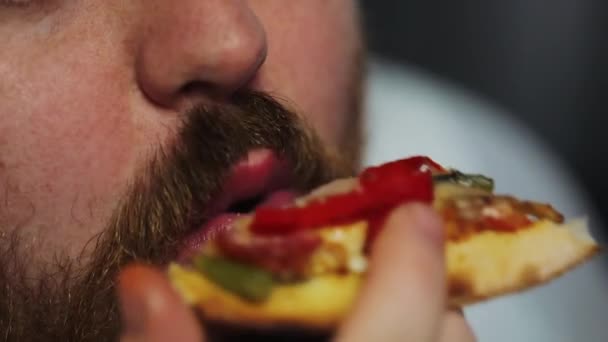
[306,221,368,276]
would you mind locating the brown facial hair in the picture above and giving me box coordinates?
[0,91,360,341]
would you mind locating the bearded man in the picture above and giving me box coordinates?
[0,1,479,341]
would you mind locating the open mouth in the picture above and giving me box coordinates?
[177,149,299,262]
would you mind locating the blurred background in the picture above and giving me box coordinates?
[360,1,607,231]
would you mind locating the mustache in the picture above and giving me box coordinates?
[102,91,353,265]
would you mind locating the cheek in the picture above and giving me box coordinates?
[0,61,136,234]
[0,15,157,255]
[0,4,181,263]
[16,86,134,197]
[252,0,362,149]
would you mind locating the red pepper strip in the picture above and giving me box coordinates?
[251,190,371,235]
[360,159,435,207]
[361,156,446,183]
[250,156,437,236]
[359,157,437,246]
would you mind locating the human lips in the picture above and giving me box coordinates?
[177,149,298,262]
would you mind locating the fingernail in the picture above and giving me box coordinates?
[119,287,148,337]
[397,203,444,245]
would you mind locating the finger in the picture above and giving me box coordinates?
[117,263,205,342]
[336,203,445,342]
[439,310,476,342]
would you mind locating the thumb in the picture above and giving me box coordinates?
[336,203,445,342]
[117,263,205,342]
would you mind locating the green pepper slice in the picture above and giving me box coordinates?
[433,170,494,192]
[193,255,275,302]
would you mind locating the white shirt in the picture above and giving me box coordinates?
[363,58,608,342]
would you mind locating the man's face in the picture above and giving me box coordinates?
[0,0,363,340]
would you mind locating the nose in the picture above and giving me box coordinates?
[136,0,267,108]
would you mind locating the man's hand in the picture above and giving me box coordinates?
[118,204,476,341]
[335,204,475,342]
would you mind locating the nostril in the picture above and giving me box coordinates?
[179,80,239,102]
[180,81,205,94]
[180,81,214,98]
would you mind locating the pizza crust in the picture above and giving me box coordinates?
[447,218,598,305]
[169,219,599,328]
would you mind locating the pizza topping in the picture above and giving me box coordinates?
[193,255,275,302]
[433,171,494,192]
[191,225,368,302]
[218,157,438,275]
[212,221,369,280]
[306,222,368,276]
[191,156,439,292]
[215,227,322,280]
[439,195,564,241]
[250,156,437,236]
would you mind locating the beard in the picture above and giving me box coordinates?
[0,91,361,341]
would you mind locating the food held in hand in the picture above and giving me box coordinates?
[169,156,599,334]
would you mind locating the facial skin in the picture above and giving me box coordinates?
[0,0,362,339]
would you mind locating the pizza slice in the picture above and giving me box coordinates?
[168,156,599,336]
